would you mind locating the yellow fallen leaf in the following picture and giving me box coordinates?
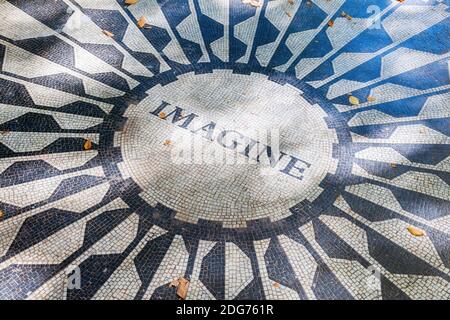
[0,210,4,219]
[163,139,172,146]
[137,16,147,29]
[367,96,376,102]
[328,20,334,27]
[158,111,167,119]
[273,282,280,288]
[407,226,425,237]
[102,30,114,37]
[349,96,360,105]
[346,15,352,20]
[83,140,92,150]
[125,0,139,4]
[390,163,397,168]
[288,0,294,4]
[285,11,292,18]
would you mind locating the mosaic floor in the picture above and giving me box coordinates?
[0,0,449,300]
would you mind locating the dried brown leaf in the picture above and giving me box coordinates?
[83,140,92,150]
[177,278,190,300]
[102,30,114,37]
[137,16,147,29]
[159,111,167,119]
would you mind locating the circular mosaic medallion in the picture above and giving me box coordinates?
[0,0,449,301]
[116,66,351,238]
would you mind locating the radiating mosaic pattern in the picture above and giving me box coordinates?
[0,0,449,300]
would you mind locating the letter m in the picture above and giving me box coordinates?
[151,101,198,129]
